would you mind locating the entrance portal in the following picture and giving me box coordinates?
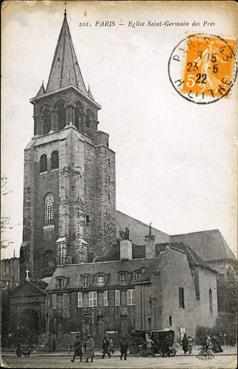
[19,309,40,343]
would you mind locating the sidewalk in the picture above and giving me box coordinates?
[2,346,237,358]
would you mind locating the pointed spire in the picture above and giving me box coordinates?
[87,84,95,101]
[36,81,45,97]
[46,14,87,94]
[64,1,67,18]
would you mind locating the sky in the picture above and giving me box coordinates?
[2,0,237,258]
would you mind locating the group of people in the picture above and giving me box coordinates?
[181,334,194,355]
[71,335,129,363]
[181,333,223,355]
[71,335,94,363]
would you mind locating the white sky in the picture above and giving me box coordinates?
[2,1,237,258]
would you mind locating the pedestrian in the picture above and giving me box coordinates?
[109,337,114,355]
[211,335,223,353]
[52,338,56,353]
[182,333,189,355]
[187,336,193,355]
[206,335,212,350]
[71,335,83,363]
[146,334,155,356]
[85,335,94,363]
[120,337,128,360]
[102,336,111,358]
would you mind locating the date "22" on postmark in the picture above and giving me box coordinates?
[168,34,237,104]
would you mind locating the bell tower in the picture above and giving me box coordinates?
[20,12,116,280]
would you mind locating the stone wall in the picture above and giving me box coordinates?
[197,267,218,327]
[21,125,116,279]
[158,247,218,340]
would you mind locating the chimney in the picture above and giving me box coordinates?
[120,240,132,260]
[145,223,155,259]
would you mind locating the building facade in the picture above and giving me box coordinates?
[0,257,20,290]
[45,238,218,349]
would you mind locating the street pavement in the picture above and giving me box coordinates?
[1,346,237,369]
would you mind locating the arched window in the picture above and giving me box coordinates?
[51,151,59,170]
[40,154,47,173]
[86,109,92,128]
[44,250,55,276]
[55,100,66,130]
[45,193,54,225]
[75,101,84,130]
[209,288,213,314]
[43,107,51,135]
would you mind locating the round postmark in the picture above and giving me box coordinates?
[168,34,237,104]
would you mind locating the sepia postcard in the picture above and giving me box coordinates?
[1,1,237,368]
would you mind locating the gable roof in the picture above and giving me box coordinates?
[170,229,236,262]
[46,14,88,95]
[116,210,169,245]
[10,280,46,298]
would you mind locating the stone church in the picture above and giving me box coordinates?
[8,12,236,350]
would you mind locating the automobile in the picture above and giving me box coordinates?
[151,330,176,357]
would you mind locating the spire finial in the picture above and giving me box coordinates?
[64,2,67,17]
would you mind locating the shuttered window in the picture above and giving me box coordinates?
[126,289,135,306]
[115,290,120,306]
[52,294,57,309]
[77,292,83,308]
[89,291,97,307]
[103,291,108,306]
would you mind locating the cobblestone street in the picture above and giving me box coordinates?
[2,346,237,369]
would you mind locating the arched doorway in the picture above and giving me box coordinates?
[19,309,40,344]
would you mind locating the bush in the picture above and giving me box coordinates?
[195,326,213,345]
[195,316,237,346]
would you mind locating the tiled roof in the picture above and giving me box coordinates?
[95,239,215,273]
[170,230,235,262]
[116,210,170,245]
[46,14,88,95]
[46,258,158,291]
